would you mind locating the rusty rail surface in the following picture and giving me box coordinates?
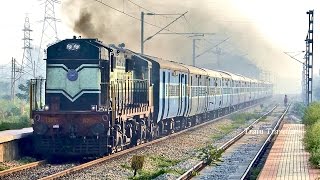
[0,160,46,176]
[177,104,281,180]
[39,103,263,180]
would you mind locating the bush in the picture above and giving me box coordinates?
[0,115,31,131]
[0,99,31,131]
[198,145,223,165]
[305,121,320,152]
[303,102,320,126]
[303,102,320,167]
[230,112,260,124]
[125,155,182,180]
[310,148,320,168]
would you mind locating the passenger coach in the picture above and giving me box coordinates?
[30,37,273,157]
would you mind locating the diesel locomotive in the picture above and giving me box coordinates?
[30,37,272,157]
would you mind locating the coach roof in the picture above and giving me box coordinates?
[141,55,189,73]
[201,68,222,78]
[180,64,208,76]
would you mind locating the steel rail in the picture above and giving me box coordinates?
[0,160,46,176]
[177,104,279,180]
[240,103,291,180]
[39,102,266,180]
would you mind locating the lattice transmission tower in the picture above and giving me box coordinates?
[38,0,59,71]
[21,15,35,79]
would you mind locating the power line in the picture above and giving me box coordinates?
[145,11,188,42]
[196,37,230,58]
[127,0,153,13]
[92,0,187,37]
[126,0,174,19]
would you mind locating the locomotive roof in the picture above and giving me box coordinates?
[141,55,189,73]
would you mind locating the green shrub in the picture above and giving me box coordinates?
[129,169,168,180]
[310,148,320,168]
[0,115,31,131]
[0,99,23,118]
[0,99,31,131]
[305,121,320,151]
[230,112,260,125]
[149,155,180,168]
[303,102,320,126]
[303,102,320,167]
[197,145,223,165]
[0,164,9,171]
[18,156,37,164]
[124,155,182,179]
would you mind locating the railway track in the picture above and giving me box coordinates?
[0,160,46,177]
[0,159,82,180]
[38,102,274,180]
[0,101,274,180]
[178,104,290,180]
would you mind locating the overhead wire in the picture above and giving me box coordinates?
[127,0,154,13]
[92,0,189,38]
[126,0,175,19]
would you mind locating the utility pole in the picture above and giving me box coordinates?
[212,47,222,68]
[192,38,202,66]
[305,10,314,105]
[11,58,21,102]
[11,58,15,102]
[141,12,144,54]
[157,33,216,66]
[192,39,196,66]
[140,11,188,54]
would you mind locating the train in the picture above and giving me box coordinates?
[30,37,273,157]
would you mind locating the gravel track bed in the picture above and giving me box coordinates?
[0,161,26,170]
[0,162,79,180]
[194,106,286,180]
[58,101,275,180]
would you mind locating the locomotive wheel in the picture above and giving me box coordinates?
[116,146,123,152]
[111,147,116,154]
[137,139,142,145]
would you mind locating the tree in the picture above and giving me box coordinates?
[16,80,30,101]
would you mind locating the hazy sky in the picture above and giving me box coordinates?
[0,0,319,94]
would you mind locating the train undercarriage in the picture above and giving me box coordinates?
[33,98,266,158]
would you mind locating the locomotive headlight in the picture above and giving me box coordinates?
[91,105,97,111]
[91,123,105,135]
[44,105,49,111]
